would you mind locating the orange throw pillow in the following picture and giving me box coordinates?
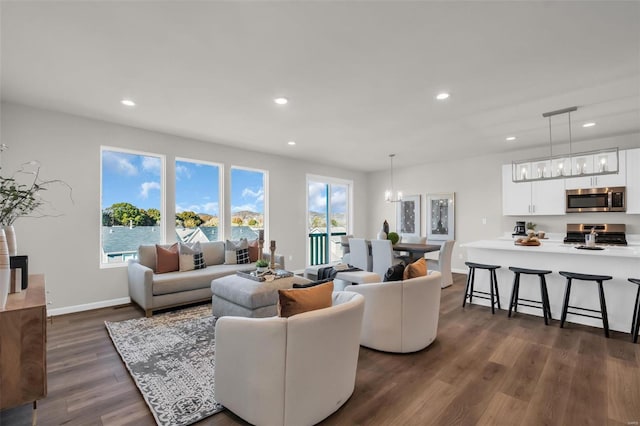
[403,258,427,280]
[156,243,179,273]
[278,281,334,318]
[248,239,260,262]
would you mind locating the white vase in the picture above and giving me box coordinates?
[0,229,10,309]
[377,229,387,240]
[3,225,17,256]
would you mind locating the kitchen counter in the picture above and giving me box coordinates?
[460,239,640,333]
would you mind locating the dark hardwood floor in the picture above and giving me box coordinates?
[3,273,639,425]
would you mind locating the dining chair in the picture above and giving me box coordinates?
[371,239,404,279]
[348,238,372,271]
[426,240,455,288]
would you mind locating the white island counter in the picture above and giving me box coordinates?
[461,239,640,333]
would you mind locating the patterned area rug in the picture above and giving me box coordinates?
[105,305,223,426]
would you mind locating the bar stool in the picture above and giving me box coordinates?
[559,271,612,338]
[628,278,640,343]
[507,267,553,325]
[463,262,501,314]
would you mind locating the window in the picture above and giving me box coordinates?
[100,147,164,265]
[175,158,221,243]
[230,167,266,241]
[307,176,351,265]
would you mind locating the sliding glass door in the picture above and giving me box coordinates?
[307,176,351,265]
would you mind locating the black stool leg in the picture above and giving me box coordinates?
[508,272,519,318]
[560,277,572,328]
[492,269,501,310]
[538,275,549,325]
[489,269,496,314]
[469,267,476,304]
[597,280,610,338]
[541,274,552,322]
[631,286,640,343]
[463,268,472,307]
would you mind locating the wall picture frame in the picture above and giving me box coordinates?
[426,193,455,241]
[396,194,421,238]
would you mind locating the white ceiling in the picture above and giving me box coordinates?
[2,1,639,172]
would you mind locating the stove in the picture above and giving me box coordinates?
[564,223,627,246]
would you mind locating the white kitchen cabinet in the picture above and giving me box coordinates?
[626,148,640,214]
[502,164,565,216]
[565,150,626,189]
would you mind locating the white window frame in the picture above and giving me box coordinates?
[99,146,166,268]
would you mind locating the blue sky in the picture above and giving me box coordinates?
[308,181,347,214]
[102,150,264,215]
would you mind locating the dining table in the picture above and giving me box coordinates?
[391,242,441,262]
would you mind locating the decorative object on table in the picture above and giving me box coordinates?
[387,231,400,245]
[269,240,276,270]
[258,229,264,259]
[514,234,541,246]
[397,194,420,238]
[377,222,387,240]
[526,222,536,234]
[9,255,28,290]
[0,146,73,255]
[105,305,223,426]
[383,219,389,235]
[0,229,10,308]
[255,258,269,273]
[426,193,455,241]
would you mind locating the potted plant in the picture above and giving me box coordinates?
[255,258,269,273]
[387,231,400,245]
[526,222,536,236]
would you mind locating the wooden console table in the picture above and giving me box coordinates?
[0,274,47,414]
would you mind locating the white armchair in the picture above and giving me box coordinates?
[214,291,365,426]
[345,271,442,353]
[426,240,455,288]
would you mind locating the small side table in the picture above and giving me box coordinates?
[10,255,29,290]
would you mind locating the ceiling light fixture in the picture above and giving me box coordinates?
[506,136,517,141]
[583,122,596,128]
[384,154,403,203]
[436,93,450,100]
[121,99,136,107]
[287,141,296,146]
[274,97,288,105]
[512,106,619,183]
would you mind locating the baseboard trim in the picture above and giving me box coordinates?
[452,268,467,274]
[48,297,131,317]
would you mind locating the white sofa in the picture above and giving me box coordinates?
[214,291,365,426]
[345,271,442,353]
[128,241,284,317]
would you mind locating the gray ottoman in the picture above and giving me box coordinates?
[211,274,311,318]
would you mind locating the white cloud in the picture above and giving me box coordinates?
[176,202,218,215]
[103,151,138,176]
[308,182,327,212]
[176,164,191,180]
[242,187,264,202]
[140,181,160,199]
[142,156,161,175]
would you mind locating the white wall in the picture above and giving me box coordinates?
[1,102,369,311]
[367,133,640,272]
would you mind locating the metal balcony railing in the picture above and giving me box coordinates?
[308,232,347,265]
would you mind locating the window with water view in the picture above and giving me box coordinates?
[230,167,266,241]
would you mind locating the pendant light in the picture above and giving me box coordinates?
[385,154,403,203]
[512,106,619,183]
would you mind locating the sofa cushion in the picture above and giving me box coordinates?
[403,258,427,280]
[201,241,225,266]
[156,243,179,274]
[236,248,250,264]
[225,239,248,265]
[179,242,207,271]
[384,263,405,282]
[153,263,257,296]
[248,239,260,262]
[277,281,334,318]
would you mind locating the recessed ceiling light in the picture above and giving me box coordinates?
[436,92,450,100]
[121,99,136,107]
[582,122,596,128]
[274,97,288,105]
[287,141,296,146]
[506,136,517,141]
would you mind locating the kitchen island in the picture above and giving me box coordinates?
[461,239,640,333]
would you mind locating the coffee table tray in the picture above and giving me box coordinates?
[236,269,294,282]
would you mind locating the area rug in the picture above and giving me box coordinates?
[105,305,223,426]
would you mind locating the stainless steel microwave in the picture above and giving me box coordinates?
[566,186,626,213]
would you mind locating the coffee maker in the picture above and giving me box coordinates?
[513,221,527,236]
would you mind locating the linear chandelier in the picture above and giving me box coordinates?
[512,106,619,183]
[384,154,403,203]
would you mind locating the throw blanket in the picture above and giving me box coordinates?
[317,265,362,280]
